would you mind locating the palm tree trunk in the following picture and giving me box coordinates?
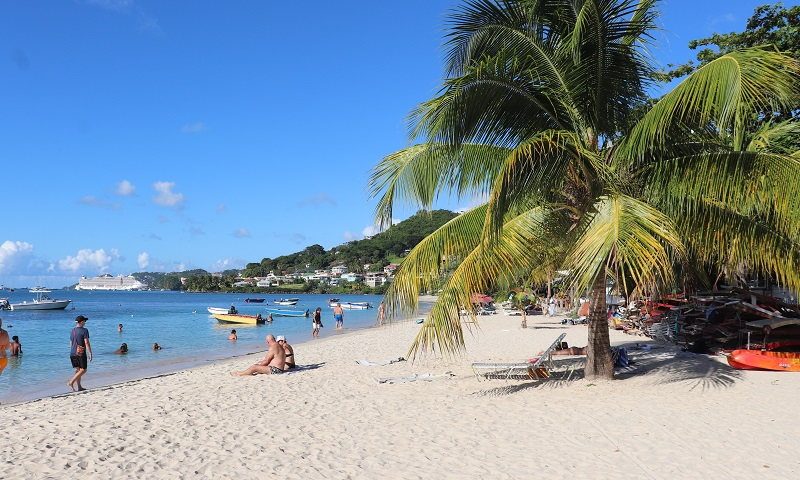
[585,274,614,379]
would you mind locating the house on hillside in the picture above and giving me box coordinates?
[365,272,387,288]
[341,273,363,283]
[384,263,400,276]
[331,265,348,276]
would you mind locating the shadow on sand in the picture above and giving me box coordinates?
[472,343,742,397]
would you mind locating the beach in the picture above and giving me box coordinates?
[2,312,799,479]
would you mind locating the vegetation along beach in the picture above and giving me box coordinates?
[1,1,799,478]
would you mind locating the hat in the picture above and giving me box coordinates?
[75,315,89,323]
[276,335,285,342]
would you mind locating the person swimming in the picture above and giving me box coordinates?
[114,343,128,354]
[228,329,238,341]
[152,343,162,351]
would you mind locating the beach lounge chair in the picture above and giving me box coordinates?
[471,333,567,381]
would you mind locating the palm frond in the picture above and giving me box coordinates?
[402,204,556,358]
[566,194,686,295]
[623,48,800,156]
[368,143,508,227]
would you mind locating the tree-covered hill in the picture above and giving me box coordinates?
[242,210,458,277]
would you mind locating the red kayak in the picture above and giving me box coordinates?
[728,349,800,371]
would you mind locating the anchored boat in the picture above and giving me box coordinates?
[211,313,266,325]
[265,307,309,317]
[10,288,71,311]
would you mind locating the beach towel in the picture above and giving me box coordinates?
[355,357,406,366]
[375,372,455,384]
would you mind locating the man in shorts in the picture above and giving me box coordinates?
[68,315,93,392]
[230,334,286,376]
[334,303,344,329]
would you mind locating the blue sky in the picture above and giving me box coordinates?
[0,0,792,288]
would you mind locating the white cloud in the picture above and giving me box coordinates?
[212,258,245,272]
[58,248,120,273]
[181,121,206,134]
[116,180,136,196]
[152,181,185,207]
[361,218,399,238]
[233,228,251,238]
[343,231,358,241]
[137,252,150,269]
[0,240,34,273]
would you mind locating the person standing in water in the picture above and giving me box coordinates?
[312,308,322,338]
[10,336,22,356]
[376,301,386,326]
[333,303,344,329]
[228,329,238,341]
[68,315,92,392]
[118,323,123,333]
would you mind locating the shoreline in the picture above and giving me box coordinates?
[3,312,799,478]
[0,313,425,407]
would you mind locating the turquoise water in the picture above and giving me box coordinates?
[0,290,399,404]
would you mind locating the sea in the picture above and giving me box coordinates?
[0,290,423,404]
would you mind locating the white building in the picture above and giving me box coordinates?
[331,265,348,276]
[365,272,387,288]
[340,273,363,283]
[76,274,146,291]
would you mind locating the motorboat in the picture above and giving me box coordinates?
[330,301,372,310]
[207,307,230,315]
[244,298,265,303]
[265,307,309,317]
[10,288,71,311]
[274,298,299,306]
[212,313,266,325]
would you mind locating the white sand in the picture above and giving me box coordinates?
[2,313,799,479]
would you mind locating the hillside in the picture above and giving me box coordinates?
[241,209,458,276]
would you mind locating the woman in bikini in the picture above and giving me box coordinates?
[277,335,295,370]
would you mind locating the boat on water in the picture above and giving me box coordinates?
[330,301,372,310]
[274,298,299,306]
[264,307,309,318]
[207,307,230,315]
[10,288,71,311]
[211,313,266,325]
[0,298,9,310]
[244,298,265,303]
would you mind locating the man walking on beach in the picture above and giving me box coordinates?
[334,303,344,329]
[230,334,285,376]
[0,318,9,376]
[68,315,92,392]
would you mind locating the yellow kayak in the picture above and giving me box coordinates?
[212,313,265,325]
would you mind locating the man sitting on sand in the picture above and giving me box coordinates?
[230,334,285,376]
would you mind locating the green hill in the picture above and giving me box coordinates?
[241,209,458,276]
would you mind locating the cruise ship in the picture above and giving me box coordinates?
[76,274,147,291]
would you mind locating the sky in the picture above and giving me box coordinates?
[0,0,793,288]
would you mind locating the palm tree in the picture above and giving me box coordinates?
[369,0,800,379]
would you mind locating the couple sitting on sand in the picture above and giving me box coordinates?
[231,334,295,376]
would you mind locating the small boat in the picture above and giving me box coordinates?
[330,301,372,310]
[265,307,309,318]
[10,288,71,311]
[274,298,299,306]
[0,298,9,310]
[212,313,266,325]
[244,298,265,303]
[728,349,800,371]
[207,307,230,315]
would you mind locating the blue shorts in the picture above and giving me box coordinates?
[335,314,343,322]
